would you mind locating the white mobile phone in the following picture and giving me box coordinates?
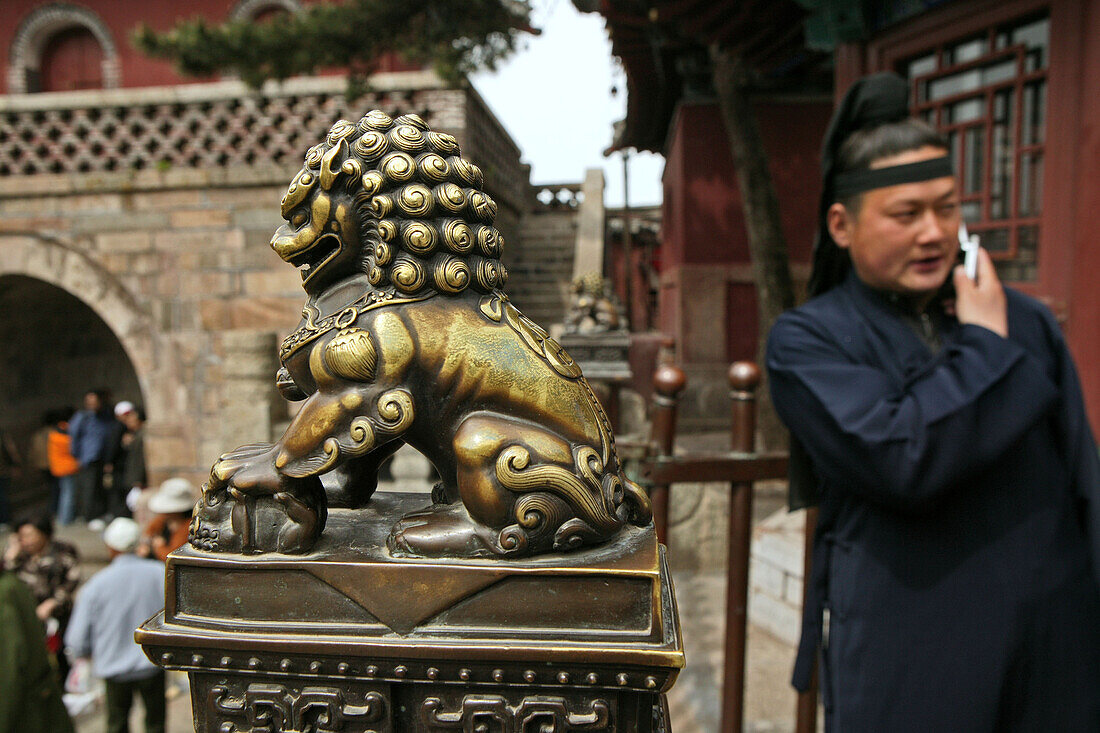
[959,222,979,281]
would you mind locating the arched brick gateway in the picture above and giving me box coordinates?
[0,232,154,383]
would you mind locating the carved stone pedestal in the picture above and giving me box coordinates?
[556,332,632,383]
[137,492,683,732]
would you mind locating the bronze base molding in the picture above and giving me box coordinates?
[138,492,683,732]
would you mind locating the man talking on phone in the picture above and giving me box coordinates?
[766,72,1100,731]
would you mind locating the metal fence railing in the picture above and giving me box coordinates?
[639,361,817,733]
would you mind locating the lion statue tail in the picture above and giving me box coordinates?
[494,442,652,554]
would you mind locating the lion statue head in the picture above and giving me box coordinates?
[271,110,508,298]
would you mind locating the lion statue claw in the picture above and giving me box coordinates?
[189,111,650,557]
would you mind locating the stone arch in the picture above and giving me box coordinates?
[229,0,303,21]
[7,3,120,94]
[0,233,155,393]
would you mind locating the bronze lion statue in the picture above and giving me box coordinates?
[190,111,650,558]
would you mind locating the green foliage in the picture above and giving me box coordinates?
[133,0,534,93]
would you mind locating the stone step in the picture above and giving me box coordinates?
[748,507,808,647]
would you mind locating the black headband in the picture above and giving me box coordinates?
[833,156,954,199]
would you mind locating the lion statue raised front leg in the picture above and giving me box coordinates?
[194,442,326,554]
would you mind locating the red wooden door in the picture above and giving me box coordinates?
[39,26,104,92]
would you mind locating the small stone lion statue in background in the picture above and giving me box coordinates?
[563,272,626,335]
[190,111,650,558]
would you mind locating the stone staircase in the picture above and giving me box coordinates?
[508,184,582,328]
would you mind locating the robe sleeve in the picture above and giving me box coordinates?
[1042,307,1100,586]
[767,313,1060,513]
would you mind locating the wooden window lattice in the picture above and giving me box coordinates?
[904,14,1049,282]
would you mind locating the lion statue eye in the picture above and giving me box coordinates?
[290,212,308,228]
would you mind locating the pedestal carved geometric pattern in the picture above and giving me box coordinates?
[420,695,610,731]
[306,563,505,635]
[206,680,387,733]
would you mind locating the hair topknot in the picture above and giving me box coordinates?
[300,111,507,296]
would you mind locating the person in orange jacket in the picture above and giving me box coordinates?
[47,409,80,525]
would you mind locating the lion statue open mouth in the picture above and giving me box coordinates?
[189,111,650,558]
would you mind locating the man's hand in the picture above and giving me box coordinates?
[953,247,1008,337]
[3,535,20,567]
[36,598,58,621]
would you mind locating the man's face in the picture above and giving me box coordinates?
[121,411,141,431]
[84,392,100,412]
[828,146,961,300]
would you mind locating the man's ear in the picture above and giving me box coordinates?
[827,203,853,249]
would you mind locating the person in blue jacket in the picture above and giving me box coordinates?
[68,389,116,524]
[766,72,1100,731]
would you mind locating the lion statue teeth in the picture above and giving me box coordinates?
[190,110,650,558]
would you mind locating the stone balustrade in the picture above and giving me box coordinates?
[532,182,584,210]
[0,72,462,177]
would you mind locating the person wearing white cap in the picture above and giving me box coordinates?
[115,405,147,521]
[102,401,139,524]
[64,517,166,733]
[139,478,197,562]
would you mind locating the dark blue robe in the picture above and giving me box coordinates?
[766,273,1100,731]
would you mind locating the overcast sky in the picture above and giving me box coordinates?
[469,0,665,208]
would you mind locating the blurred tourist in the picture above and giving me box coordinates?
[106,401,139,520]
[28,412,54,505]
[3,512,80,682]
[69,389,115,528]
[140,478,196,561]
[0,429,20,529]
[118,405,148,525]
[65,518,166,733]
[48,408,80,526]
[0,552,74,733]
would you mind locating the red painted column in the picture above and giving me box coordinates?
[1066,0,1100,430]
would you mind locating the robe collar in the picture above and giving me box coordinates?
[842,272,957,375]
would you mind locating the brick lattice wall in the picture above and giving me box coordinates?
[0,73,460,175]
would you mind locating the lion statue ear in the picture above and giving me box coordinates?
[319,138,348,191]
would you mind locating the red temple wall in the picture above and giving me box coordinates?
[1065,0,1100,433]
[3,0,226,92]
[659,99,831,363]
